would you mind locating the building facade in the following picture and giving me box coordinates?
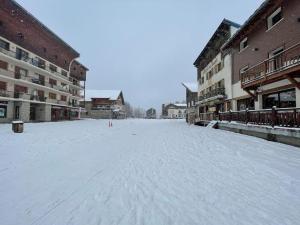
[82,90,126,119]
[223,0,300,111]
[146,108,156,119]
[0,0,87,123]
[194,19,240,123]
[182,82,197,124]
[162,103,187,119]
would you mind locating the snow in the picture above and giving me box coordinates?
[0,119,300,225]
[182,82,198,93]
[84,90,122,101]
[173,103,187,107]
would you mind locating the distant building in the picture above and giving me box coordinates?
[182,82,198,124]
[162,103,187,119]
[82,90,125,119]
[146,108,156,119]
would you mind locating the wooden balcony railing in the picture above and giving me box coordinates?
[241,42,300,88]
[219,107,300,128]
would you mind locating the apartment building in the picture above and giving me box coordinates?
[0,0,88,123]
[223,0,300,110]
[193,19,240,122]
[181,82,197,123]
[82,90,126,119]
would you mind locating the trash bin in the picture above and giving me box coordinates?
[12,121,24,133]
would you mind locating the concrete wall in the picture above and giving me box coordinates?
[217,122,300,148]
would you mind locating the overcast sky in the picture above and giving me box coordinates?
[19,0,264,111]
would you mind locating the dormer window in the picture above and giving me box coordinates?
[267,7,282,30]
[240,37,248,51]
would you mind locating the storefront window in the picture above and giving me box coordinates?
[0,105,7,118]
[237,98,254,111]
[263,89,296,109]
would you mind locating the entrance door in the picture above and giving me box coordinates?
[30,105,36,121]
[14,106,20,120]
[269,47,284,72]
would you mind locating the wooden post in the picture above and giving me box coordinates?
[245,108,249,124]
[293,109,297,127]
[271,106,277,128]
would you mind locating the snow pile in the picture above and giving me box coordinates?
[0,119,299,225]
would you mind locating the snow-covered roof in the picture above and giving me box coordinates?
[174,103,187,107]
[85,90,122,101]
[182,82,198,93]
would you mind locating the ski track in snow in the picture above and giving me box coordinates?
[0,119,300,225]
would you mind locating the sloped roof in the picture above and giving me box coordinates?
[193,19,241,68]
[182,82,198,93]
[85,90,122,101]
[174,103,187,107]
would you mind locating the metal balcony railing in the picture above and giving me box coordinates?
[0,46,70,81]
[198,87,226,102]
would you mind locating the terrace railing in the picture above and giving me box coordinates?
[219,107,300,128]
[241,42,300,87]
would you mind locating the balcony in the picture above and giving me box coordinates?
[0,89,13,98]
[0,46,70,82]
[198,87,226,102]
[241,42,300,89]
[30,95,46,102]
[14,92,30,100]
[69,77,84,89]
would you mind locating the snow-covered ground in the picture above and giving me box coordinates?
[0,119,300,225]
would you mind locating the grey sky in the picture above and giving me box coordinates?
[19,0,264,111]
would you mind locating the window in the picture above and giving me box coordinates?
[268,47,284,72]
[237,98,255,111]
[16,48,29,61]
[61,70,68,77]
[0,81,6,90]
[15,66,28,79]
[0,39,9,50]
[263,89,296,109]
[0,105,7,118]
[267,7,282,30]
[49,64,57,73]
[49,78,57,87]
[0,60,8,70]
[16,32,24,40]
[240,38,248,51]
[15,85,28,94]
[49,93,57,100]
[61,95,67,101]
